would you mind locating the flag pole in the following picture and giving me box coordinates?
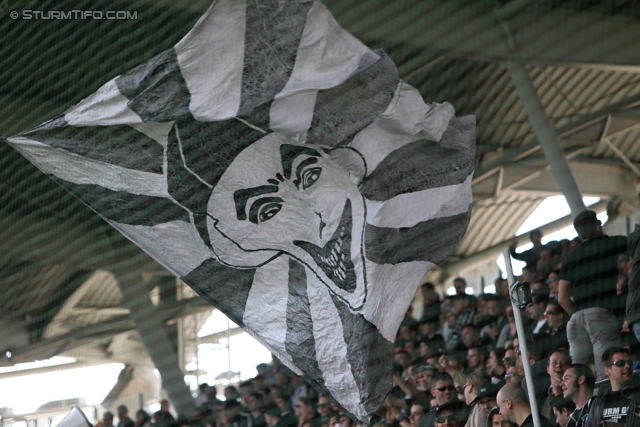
[502,250,541,427]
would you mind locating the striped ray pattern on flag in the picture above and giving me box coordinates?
[5,0,475,422]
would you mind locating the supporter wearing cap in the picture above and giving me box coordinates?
[558,210,627,378]
[463,372,492,427]
[496,384,554,427]
[471,383,500,416]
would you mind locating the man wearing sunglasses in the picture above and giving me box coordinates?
[434,405,461,427]
[585,347,640,427]
[419,373,469,427]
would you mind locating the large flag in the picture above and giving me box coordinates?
[5,0,474,421]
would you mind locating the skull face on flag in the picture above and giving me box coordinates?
[5,0,475,422]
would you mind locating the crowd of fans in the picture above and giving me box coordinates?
[96,210,640,427]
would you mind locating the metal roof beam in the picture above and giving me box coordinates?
[473,92,640,183]
[473,160,638,201]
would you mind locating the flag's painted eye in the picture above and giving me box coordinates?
[301,167,321,190]
[249,197,283,224]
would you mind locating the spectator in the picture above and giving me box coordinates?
[317,396,333,425]
[488,409,514,427]
[558,210,627,378]
[225,386,241,404]
[155,400,175,427]
[265,405,282,427]
[433,405,462,427]
[421,282,441,321]
[195,383,210,408]
[454,294,476,332]
[560,364,595,427]
[551,398,575,427]
[525,292,549,335]
[463,371,491,404]
[487,348,507,382]
[408,403,427,427]
[467,347,486,374]
[103,412,114,427]
[496,383,554,427]
[509,229,544,269]
[419,373,469,427]
[585,346,640,426]
[134,410,151,427]
[540,350,571,421]
[415,364,439,392]
[453,278,468,296]
[626,225,640,344]
[519,337,551,412]
[471,383,500,418]
[224,400,252,427]
[547,271,560,299]
[275,394,297,427]
[246,392,266,427]
[117,405,135,427]
[540,300,568,354]
[295,397,321,427]
[463,372,492,427]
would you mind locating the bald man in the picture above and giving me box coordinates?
[497,384,555,427]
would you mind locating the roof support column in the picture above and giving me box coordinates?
[505,60,586,218]
[114,266,195,415]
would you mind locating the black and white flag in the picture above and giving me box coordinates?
[5,0,474,421]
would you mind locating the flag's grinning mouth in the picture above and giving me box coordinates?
[294,199,357,293]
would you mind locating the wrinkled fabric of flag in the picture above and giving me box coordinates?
[6,0,475,422]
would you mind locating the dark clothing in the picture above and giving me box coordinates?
[522,358,551,412]
[585,378,640,427]
[278,413,297,427]
[627,226,640,326]
[568,397,595,427]
[251,413,266,427]
[156,413,175,427]
[509,244,544,269]
[519,413,555,427]
[419,400,469,427]
[559,235,628,313]
[456,309,476,331]
[540,325,568,354]
[117,418,135,427]
[229,414,252,427]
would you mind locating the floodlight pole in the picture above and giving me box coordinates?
[502,250,542,427]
